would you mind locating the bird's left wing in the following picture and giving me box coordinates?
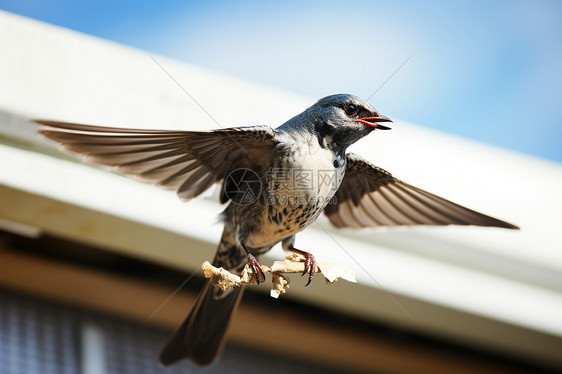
[36,120,278,202]
[324,153,518,229]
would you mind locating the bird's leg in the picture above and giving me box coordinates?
[281,236,317,286]
[291,248,317,286]
[240,243,266,285]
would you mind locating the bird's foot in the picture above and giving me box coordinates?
[291,249,317,286]
[247,253,266,285]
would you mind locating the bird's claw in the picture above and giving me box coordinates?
[300,252,317,287]
[247,253,266,285]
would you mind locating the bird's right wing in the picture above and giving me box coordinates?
[36,120,279,202]
[324,153,518,229]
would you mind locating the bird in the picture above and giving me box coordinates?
[35,93,518,366]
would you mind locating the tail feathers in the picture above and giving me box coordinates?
[159,280,245,366]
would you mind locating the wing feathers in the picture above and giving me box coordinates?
[325,153,518,229]
[36,120,277,202]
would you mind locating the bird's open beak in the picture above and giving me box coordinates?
[354,114,393,130]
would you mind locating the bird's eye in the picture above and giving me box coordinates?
[344,104,358,116]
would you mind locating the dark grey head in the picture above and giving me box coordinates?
[277,93,392,152]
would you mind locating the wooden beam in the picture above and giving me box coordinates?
[0,248,531,374]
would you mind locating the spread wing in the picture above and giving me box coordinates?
[36,120,278,202]
[324,153,518,229]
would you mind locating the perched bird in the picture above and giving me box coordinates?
[35,93,518,366]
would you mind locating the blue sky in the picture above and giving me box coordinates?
[1,0,561,162]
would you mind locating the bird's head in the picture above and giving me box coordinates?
[279,94,392,151]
